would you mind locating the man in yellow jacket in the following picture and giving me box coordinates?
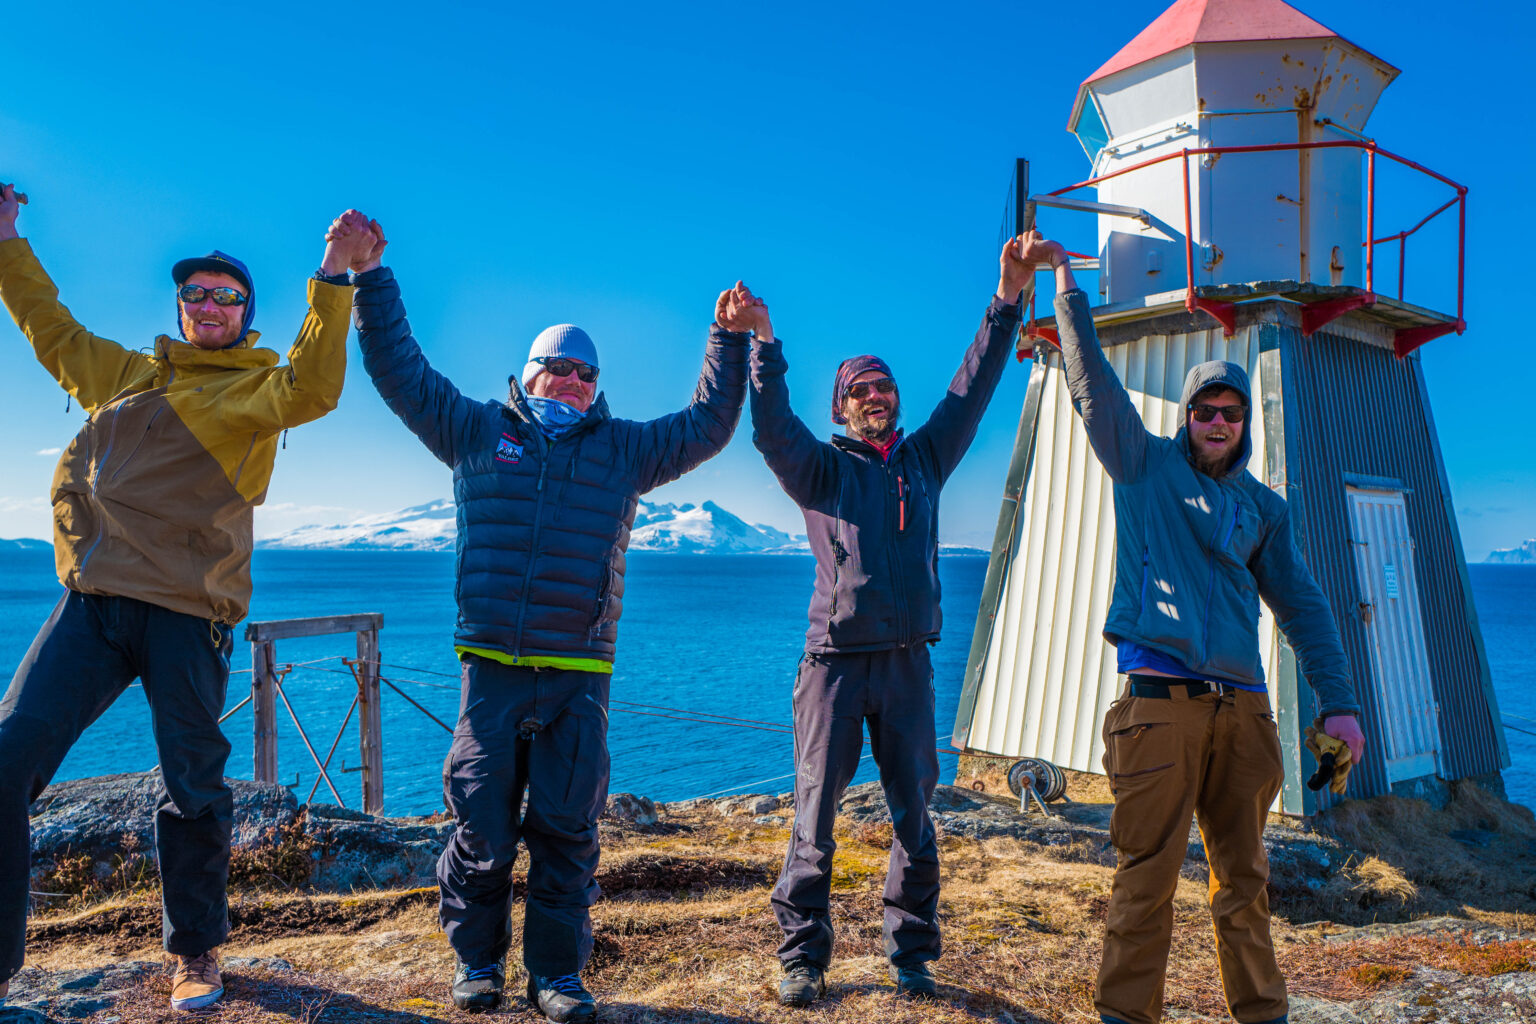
[0,186,375,1012]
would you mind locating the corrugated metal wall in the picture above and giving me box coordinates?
[962,324,1281,772]
[1282,326,1505,797]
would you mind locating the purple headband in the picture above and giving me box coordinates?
[831,355,894,424]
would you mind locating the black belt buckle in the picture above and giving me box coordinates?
[1128,674,1233,699]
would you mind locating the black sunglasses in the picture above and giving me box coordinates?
[845,377,896,400]
[536,356,599,383]
[178,284,248,307]
[1188,402,1248,424]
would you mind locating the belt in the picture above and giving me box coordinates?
[1127,673,1241,699]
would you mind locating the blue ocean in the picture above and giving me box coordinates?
[0,550,1531,815]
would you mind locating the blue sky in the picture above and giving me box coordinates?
[2,0,1531,558]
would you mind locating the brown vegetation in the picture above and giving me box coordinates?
[20,779,1536,1022]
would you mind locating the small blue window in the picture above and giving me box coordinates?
[1072,96,1110,163]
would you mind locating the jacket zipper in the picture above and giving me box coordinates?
[77,400,130,578]
[107,408,163,483]
[511,445,552,659]
[1200,493,1241,664]
[897,473,907,532]
[887,460,909,642]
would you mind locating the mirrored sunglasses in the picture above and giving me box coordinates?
[1188,402,1248,424]
[178,284,248,307]
[536,356,598,383]
[845,377,896,400]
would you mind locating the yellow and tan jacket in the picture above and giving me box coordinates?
[0,237,351,625]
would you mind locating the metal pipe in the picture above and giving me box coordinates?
[1366,147,1376,294]
[1399,236,1407,302]
[1182,150,1196,312]
[1457,190,1467,325]
[271,670,347,806]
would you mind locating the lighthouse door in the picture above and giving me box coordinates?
[1345,487,1441,784]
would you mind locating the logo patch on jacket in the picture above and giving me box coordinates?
[496,434,524,464]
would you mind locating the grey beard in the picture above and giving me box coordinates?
[847,401,900,445]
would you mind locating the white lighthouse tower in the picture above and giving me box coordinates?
[953,0,1503,815]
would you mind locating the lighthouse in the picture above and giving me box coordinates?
[951,0,1504,814]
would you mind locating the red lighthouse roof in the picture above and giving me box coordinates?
[1085,0,1341,84]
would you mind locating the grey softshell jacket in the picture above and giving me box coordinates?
[353,266,748,664]
[750,296,1020,653]
[1055,287,1359,718]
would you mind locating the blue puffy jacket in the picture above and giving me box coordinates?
[749,296,1020,653]
[1055,288,1358,717]
[353,267,748,667]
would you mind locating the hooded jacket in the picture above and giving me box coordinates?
[351,266,747,669]
[0,238,351,624]
[1055,287,1358,718]
[750,296,1019,653]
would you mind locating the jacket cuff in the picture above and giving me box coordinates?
[987,293,1024,320]
[709,324,751,346]
[353,266,395,288]
[0,236,35,273]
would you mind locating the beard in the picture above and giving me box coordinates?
[1192,445,1239,478]
[846,396,901,445]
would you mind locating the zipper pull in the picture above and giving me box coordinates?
[898,473,906,532]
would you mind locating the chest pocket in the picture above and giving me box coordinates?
[1227,500,1264,565]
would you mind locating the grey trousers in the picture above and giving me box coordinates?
[436,655,610,977]
[0,590,235,982]
[771,645,941,968]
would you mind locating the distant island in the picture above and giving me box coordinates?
[1487,539,1536,564]
[253,498,987,556]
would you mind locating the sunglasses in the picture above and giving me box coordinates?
[178,284,248,307]
[1188,402,1248,424]
[536,356,599,383]
[845,377,896,400]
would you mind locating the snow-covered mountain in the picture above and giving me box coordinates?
[257,499,808,554]
[1487,539,1536,564]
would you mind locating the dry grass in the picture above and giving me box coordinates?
[21,784,1536,1023]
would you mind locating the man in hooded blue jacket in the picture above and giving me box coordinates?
[1021,230,1366,1024]
[341,223,755,1018]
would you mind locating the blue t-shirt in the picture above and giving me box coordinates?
[1116,641,1265,692]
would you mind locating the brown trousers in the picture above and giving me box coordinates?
[1094,687,1287,1024]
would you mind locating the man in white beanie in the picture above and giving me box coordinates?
[342,224,754,1019]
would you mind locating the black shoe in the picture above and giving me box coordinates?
[778,958,827,1007]
[890,962,936,998]
[527,973,597,1024]
[451,958,505,1011]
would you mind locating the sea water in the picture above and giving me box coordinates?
[0,550,1530,814]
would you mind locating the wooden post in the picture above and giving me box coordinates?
[356,625,384,815]
[251,639,279,784]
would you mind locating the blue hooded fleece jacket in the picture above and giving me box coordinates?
[1054,288,1359,719]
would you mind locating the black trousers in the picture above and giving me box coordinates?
[0,590,234,981]
[436,656,610,977]
[771,645,941,969]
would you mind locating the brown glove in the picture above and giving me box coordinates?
[1304,723,1354,796]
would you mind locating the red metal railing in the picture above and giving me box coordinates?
[1034,139,1467,357]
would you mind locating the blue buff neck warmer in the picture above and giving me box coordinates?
[524,395,587,439]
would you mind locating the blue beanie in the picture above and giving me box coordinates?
[171,250,256,347]
[520,324,599,388]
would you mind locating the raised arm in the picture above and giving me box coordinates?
[741,287,838,508]
[627,283,751,492]
[1038,232,1156,484]
[348,222,481,468]
[0,184,153,408]
[907,236,1027,485]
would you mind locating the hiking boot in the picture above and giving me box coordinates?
[451,958,506,1011]
[778,958,826,1007]
[170,951,224,1011]
[890,962,936,998]
[527,973,597,1023]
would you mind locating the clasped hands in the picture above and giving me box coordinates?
[322,210,388,277]
[715,280,772,341]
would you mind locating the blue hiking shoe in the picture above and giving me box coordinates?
[451,958,506,1011]
[527,972,597,1023]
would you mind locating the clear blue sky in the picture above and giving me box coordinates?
[2,0,1530,558]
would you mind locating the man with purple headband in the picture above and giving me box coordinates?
[738,237,1032,1005]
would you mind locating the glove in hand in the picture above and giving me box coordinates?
[1304,723,1353,796]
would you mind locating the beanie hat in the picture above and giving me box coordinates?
[831,354,894,424]
[520,324,599,388]
[171,250,256,347]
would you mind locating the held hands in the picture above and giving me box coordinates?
[0,183,29,242]
[715,280,772,340]
[998,229,1074,302]
[322,210,388,276]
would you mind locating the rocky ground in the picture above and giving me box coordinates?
[4,770,1534,1022]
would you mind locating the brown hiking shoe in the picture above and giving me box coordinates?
[1,978,9,1004]
[170,952,224,1011]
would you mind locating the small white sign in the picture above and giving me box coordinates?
[1384,563,1400,600]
